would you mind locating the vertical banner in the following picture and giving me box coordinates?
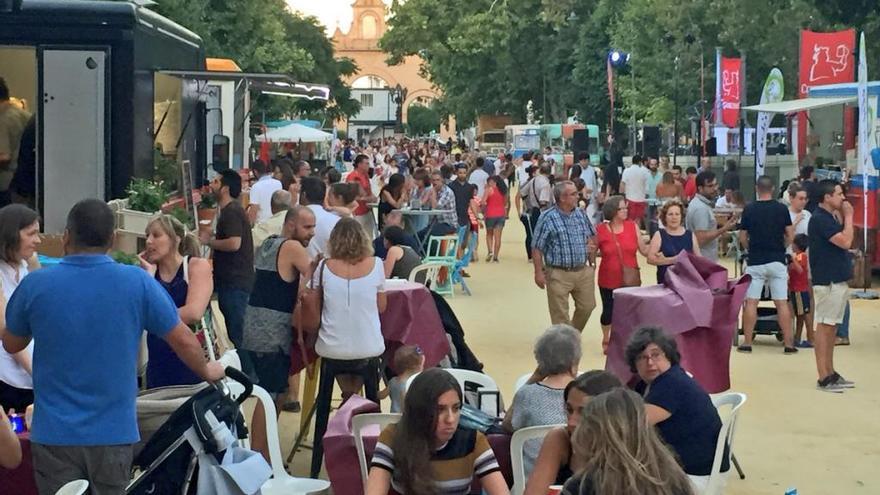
[797,29,856,158]
[606,57,615,133]
[720,57,742,128]
[756,69,785,178]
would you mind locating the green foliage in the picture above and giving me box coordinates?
[198,192,217,209]
[382,0,878,134]
[407,103,442,136]
[126,179,168,213]
[153,147,179,192]
[146,0,360,121]
[110,250,140,266]
[169,206,194,227]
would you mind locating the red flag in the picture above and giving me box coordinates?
[798,29,856,158]
[720,57,742,128]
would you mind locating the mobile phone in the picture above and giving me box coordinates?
[8,414,25,434]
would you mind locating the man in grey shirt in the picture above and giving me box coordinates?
[685,171,737,261]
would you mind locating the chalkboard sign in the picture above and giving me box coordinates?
[180,159,196,230]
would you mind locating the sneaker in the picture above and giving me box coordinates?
[485,253,493,262]
[835,337,851,346]
[492,257,499,263]
[783,347,799,354]
[817,375,846,393]
[795,340,814,348]
[832,372,855,388]
[736,345,752,353]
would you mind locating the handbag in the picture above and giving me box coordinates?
[293,260,325,376]
[610,223,641,287]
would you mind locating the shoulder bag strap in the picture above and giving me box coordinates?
[610,223,627,267]
[182,255,190,284]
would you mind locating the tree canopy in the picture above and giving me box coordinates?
[381,0,880,133]
[144,0,360,122]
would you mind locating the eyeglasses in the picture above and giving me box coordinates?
[637,350,665,364]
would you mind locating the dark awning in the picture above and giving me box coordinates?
[158,70,330,100]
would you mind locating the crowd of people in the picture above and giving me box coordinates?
[0,125,862,493]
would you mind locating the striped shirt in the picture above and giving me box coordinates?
[532,206,596,268]
[371,424,501,494]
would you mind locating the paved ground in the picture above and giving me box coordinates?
[273,218,879,494]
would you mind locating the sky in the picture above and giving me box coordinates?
[285,0,393,35]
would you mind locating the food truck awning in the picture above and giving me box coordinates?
[158,70,330,100]
[742,96,856,114]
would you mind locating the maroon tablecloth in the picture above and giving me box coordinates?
[379,281,450,371]
[324,395,511,495]
[605,252,750,393]
[0,433,36,495]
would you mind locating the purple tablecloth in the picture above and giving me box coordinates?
[605,252,750,393]
[380,282,450,370]
[324,395,511,495]
[0,433,37,495]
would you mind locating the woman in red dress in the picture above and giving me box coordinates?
[595,195,649,353]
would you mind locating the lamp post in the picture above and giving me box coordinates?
[392,84,408,134]
[607,49,631,146]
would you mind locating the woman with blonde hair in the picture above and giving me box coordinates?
[562,388,694,495]
[138,215,213,388]
[310,217,387,477]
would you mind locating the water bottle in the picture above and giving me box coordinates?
[784,488,798,495]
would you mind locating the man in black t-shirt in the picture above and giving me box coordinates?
[201,170,254,353]
[738,176,796,354]
[808,180,855,392]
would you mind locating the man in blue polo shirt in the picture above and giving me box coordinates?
[1,199,225,494]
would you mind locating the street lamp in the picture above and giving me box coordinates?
[392,83,408,134]
[607,49,631,146]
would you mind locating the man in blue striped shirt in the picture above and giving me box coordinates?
[531,180,597,332]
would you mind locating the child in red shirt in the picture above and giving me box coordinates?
[788,234,814,347]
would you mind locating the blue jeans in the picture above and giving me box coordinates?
[217,286,252,374]
[836,301,851,338]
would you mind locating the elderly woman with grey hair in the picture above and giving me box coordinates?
[626,326,729,490]
[502,324,582,477]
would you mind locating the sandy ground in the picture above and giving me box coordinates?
[269,219,880,494]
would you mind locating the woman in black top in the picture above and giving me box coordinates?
[562,388,694,495]
[378,173,408,229]
[626,327,728,486]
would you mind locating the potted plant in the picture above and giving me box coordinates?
[197,188,218,235]
[119,178,168,233]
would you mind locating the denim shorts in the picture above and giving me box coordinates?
[745,262,788,300]
[485,216,506,229]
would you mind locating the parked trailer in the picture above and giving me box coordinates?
[0,0,206,232]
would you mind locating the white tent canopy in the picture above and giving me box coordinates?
[256,123,332,143]
[742,96,856,114]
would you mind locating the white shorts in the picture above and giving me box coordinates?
[745,262,788,300]
[813,282,849,325]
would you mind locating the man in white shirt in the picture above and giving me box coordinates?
[468,157,490,198]
[516,152,534,188]
[248,159,282,224]
[299,177,339,258]
[788,183,811,237]
[252,189,292,251]
[620,157,650,224]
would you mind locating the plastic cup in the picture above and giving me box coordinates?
[548,485,564,495]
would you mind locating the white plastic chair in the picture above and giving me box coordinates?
[408,262,442,288]
[510,424,563,495]
[406,369,503,415]
[225,381,330,494]
[704,392,747,495]
[351,413,402,487]
[513,370,584,395]
[55,480,89,495]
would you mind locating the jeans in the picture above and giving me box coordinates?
[217,286,251,372]
[836,301,851,338]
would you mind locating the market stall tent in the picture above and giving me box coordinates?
[256,123,333,143]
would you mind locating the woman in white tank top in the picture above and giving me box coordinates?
[0,205,42,412]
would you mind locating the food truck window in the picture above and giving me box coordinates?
[212,134,230,172]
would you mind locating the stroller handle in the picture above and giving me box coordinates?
[222,366,253,405]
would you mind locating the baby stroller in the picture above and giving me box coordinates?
[127,367,267,495]
[735,254,785,345]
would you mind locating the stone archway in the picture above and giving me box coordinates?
[332,0,453,137]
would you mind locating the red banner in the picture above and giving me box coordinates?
[720,57,742,128]
[798,29,856,158]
